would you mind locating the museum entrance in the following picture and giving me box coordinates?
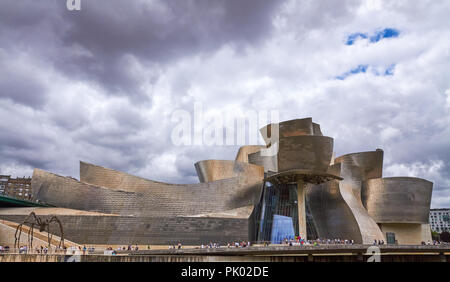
[255,181,299,243]
[253,180,317,244]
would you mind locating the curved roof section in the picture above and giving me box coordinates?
[31,167,263,218]
[80,161,180,192]
[334,149,384,182]
[235,145,265,163]
[194,160,264,183]
[259,117,316,145]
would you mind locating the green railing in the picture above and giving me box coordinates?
[0,194,51,207]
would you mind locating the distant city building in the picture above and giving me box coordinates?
[0,175,8,195]
[0,175,32,200]
[429,209,450,233]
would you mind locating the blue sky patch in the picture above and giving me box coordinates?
[337,64,395,80]
[345,28,400,45]
[336,64,368,80]
[384,64,396,75]
[346,32,368,45]
[370,28,400,43]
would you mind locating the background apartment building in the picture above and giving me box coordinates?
[0,175,32,200]
[430,208,450,233]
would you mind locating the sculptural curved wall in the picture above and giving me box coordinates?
[80,161,167,192]
[26,165,264,245]
[334,149,383,179]
[305,162,384,244]
[235,145,265,163]
[312,123,323,136]
[277,135,333,172]
[334,150,384,203]
[306,164,363,242]
[305,150,386,244]
[333,150,385,243]
[248,151,278,172]
[255,118,330,173]
[194,160,264,183]
[362,177,433,224]
[259,118,315,145]
[32,168,263,218]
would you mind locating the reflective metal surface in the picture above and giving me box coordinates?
[332,151,385,243]
[306,149,386,244]
[235,145,265,163]
[32,166,264,217]
[334,149,384,203]
[277,135,333,172]
[248,151,278,172]
[194,160,264,183]
[259,117,320,145]
[362,177,433,224]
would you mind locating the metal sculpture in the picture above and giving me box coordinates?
[14,212,64,250]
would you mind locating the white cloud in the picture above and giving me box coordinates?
[1,0,450,206]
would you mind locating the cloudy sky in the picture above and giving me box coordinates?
[0,0,449,207]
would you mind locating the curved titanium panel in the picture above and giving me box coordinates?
[362,177,433,224]
[331,150,385,243]
[277,135,333,173]
[306,181,363,242]
[80,161,164,192]
[312,123,323,136]
[306,159,385,244]
[235,145,265,163]
[334,149,384,179]
[334,149,384,203]
[32,167,263,218]
[259,117,315,145]
[248,151,278,172]
[194,160,264,183]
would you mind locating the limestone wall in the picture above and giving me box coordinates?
[379,223,432,245]
[0,214,250,245]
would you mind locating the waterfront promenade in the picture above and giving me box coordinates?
[1,244,449,262]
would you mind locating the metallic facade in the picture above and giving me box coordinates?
[194,160,264,183]
[0,117,434,245]
[362,177,433,224]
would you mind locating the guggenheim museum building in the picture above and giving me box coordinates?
[0,118,433,245]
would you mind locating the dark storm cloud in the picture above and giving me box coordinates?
[59,0,280,99]
[0,67,47,107]
[0,0,282,181]
[1,0,282,103]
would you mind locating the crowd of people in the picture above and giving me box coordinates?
[0,245,96,255]
[199,241,252,249]
[0,245,9,253]
[277,237,356,246]
[194,237,357,249]
[168,242,183,249]
[113,245,142,251]
[1,238,447,255]
[421,240,443,245]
